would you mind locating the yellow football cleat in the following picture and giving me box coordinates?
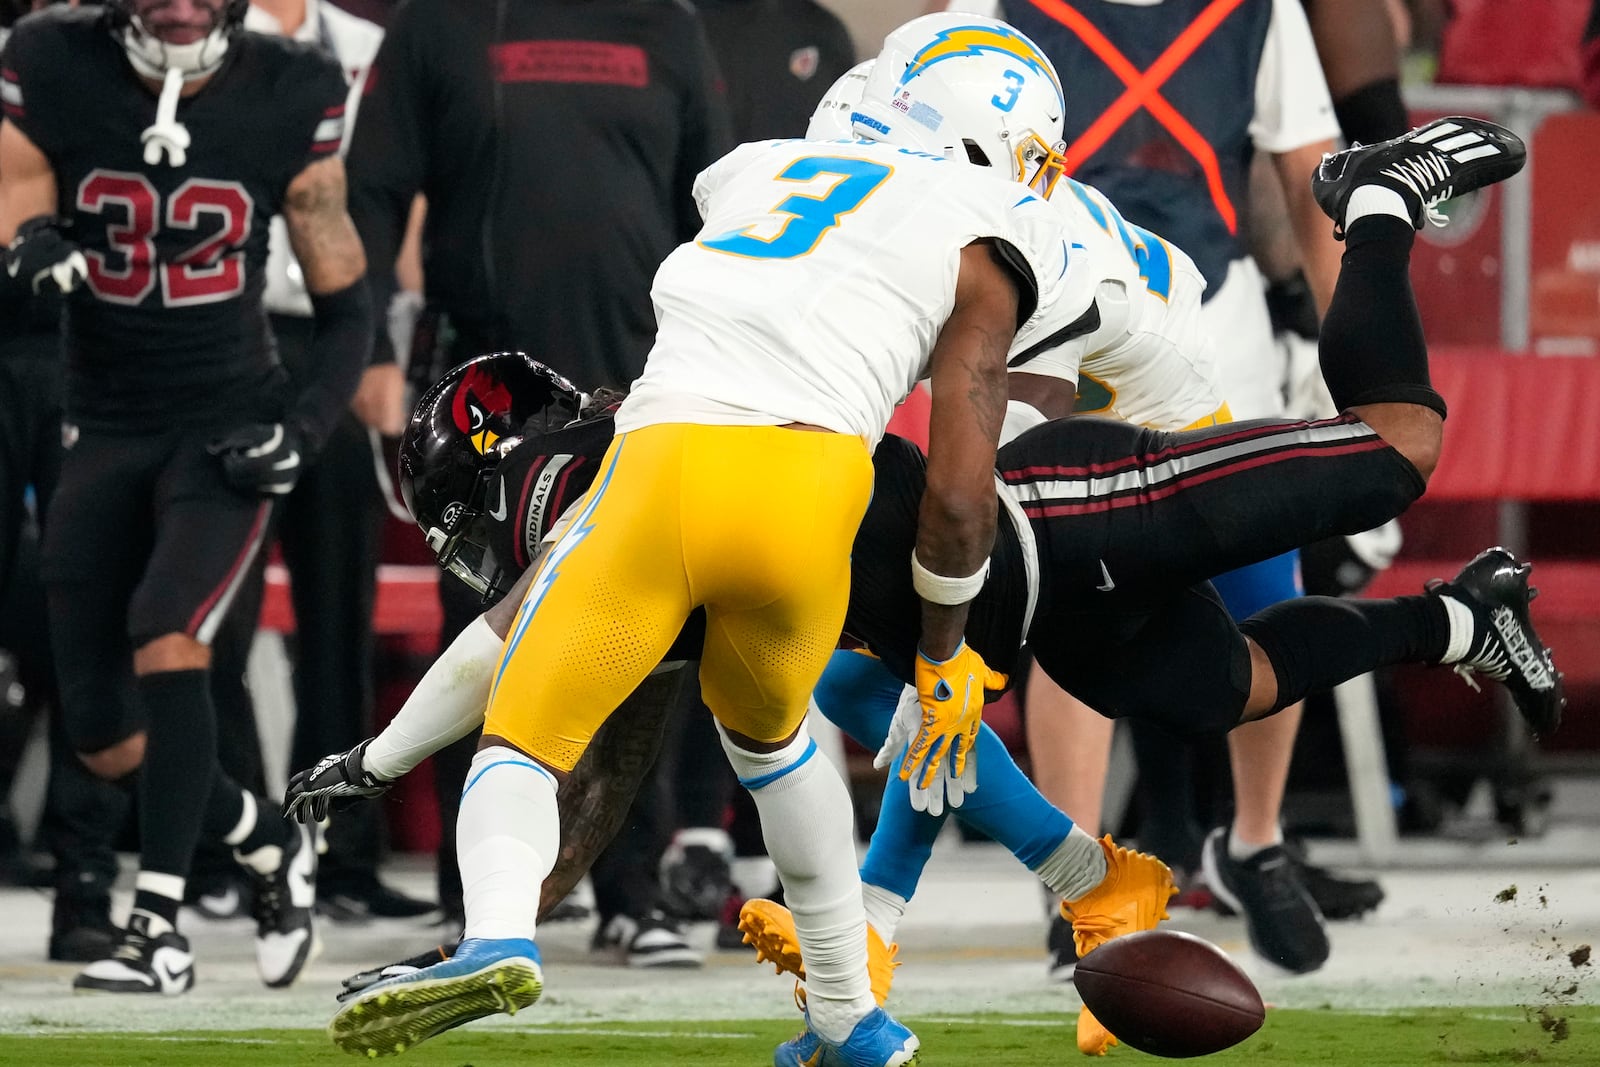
[738,898,900,1006]
[1076,1006,1119,1057]
[1061,834,1176,959]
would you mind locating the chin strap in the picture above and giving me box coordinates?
[141,66,191,167]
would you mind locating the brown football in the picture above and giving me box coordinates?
[1074,929,1265,1058]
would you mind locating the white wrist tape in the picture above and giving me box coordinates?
[911,551,990,605]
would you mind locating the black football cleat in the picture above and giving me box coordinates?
[1428,548,1566,737]
[1201,828,1329,975]
[243,820,320,988]
[73,912,195,995]
[1312,116,1526,238]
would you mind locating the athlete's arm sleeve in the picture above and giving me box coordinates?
[673,16,734,243]
[345,0,433,365]
[1250,0,1341,154]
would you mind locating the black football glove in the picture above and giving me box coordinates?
[208,422,303,496]
[4,215,87,297]
[284,738,391,823]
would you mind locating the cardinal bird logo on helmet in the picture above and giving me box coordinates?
[452,363,515,455]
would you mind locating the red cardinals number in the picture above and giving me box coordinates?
[76,170,253,307]
[76,171,157,304]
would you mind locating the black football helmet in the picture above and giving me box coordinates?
[399,352,582,599]
[105,0,249,79]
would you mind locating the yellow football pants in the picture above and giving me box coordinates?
[484,422,874,772]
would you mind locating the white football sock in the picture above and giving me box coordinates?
[458,745,560,942]
[860,881,908,946]
[719,722,874,1043]
[1229,822,1285,860]
[365,615,504,780]
[1436,595,1477,664]
[1344,185,1413,229]
[222,788,258,846]
[1035,824,1108,901]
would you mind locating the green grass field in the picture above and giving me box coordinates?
[2,1009,1596,1067]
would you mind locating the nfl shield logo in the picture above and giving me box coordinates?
[790,45,820,81]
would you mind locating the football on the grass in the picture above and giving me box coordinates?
[1074,929,1265,1057]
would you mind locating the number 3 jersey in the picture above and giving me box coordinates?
[0,7,348,432]
[617,137,1089,446]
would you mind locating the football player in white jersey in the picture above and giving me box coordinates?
[791,54,1217,1053]
[324,13,1077,1065]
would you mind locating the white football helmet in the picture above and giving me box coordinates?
[853,13,1067,196]
[806,60,874,141]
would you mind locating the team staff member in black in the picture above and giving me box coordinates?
[0,0,371,994]
[696,0,854,142]
[345,0,732,955]
[347,0,731,390]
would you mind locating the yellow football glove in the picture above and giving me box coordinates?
[875,641,1006,791]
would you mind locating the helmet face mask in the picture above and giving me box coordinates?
[853,15,1068,193]
[399,353,583,601]
[106,0,248,80]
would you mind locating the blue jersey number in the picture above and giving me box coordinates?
[700,156,893,261]
[992,70,1025,113]
[1064,179,1174,301]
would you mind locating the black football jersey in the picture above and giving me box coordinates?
[0,7,348,431]
[844,434,1032,692]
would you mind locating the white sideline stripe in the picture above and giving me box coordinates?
[533,1027,757,1039]
[924,1016,1071,1028]
[26,1035,284,1044]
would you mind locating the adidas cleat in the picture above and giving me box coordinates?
[1312,116,1526,238]
[328,937,543,1057]
[1060,835,1176,959]
[775,1008,920,1067]
[1428,547,1565,737]
[739,897,900,1006]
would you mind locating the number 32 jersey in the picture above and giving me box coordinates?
[1,7,348,432]
[618,137,1087,446]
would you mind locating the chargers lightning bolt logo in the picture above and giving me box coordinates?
[898,25,1064,115]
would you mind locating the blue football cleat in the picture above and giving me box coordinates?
[774,1025,825,1067]
[328,937,543,1057]
[775,1008,920,1067]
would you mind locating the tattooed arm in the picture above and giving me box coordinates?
[915,238,1021,659]
[539,665,687,920]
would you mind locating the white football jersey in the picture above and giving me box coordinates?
[1012,178,1225,431]
[616,138,1082,446]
